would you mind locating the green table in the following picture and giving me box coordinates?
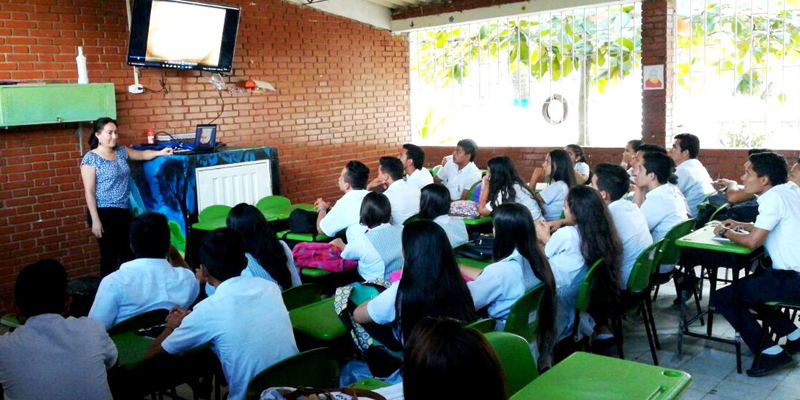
[457,257,491,269]
[460,215,492,226]
[289,297,346,341]
[192,215,228,231]
[675,222,763,373]
[510,352,692,400]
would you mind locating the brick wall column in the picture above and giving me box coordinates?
[641,0,675,146]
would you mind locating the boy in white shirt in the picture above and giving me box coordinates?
[146,229,299,400]
[633,152,689,242]
[315,160,371,239]
[669,133,716,217]
[89,213,200,330]
[400,144,433,190]
[0,260,117,400]
[435,139,482,201]
[712,152,800,377]
[375,156,420,225]
[591,164,653,289]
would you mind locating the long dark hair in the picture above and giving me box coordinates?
[566,144,587,163]
[226,203,291,290]
[403,318,507,400]
[548,149,577,188]
[396,220,477,342]
[491,203,557,353]
[566,186,623,303]
[487,156,535,209]
[89,117,116,151]
[419,183,451,220]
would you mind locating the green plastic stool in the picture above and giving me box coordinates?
[467,318,497,333]
[281,283,322,312]
[245,347,339,400]
[504,284,545,342]
[485,331,539,396]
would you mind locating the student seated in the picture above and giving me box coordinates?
[419,183,468,248]
[461,203,557,367]
[478,156,543,221]
[354,220,477,344]
[403,318,508,400]
[227,203,301,290]
[792,158,800,186]
[89,213,200,330]
[591,164,653,289]
[0,260,117,400]
[530,149,578,221]
[535,186,622,343]
[315,160,371,239]
[566,144,590,184]
[435,139,482,201]
[400,144,434,190]
[711,152,800,377]
[621,139,644,173]
[146,229,298,400]
[373,156,420,225]
[668,133,715,217]
[710,149,771,207]
[334,192,404,281]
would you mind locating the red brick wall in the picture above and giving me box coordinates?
[0,0,410,311]
[641,0,675,145]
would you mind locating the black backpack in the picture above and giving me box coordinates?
[454,233,494,260]
[287,209,319,234]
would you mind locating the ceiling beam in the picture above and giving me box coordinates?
[288,0,393,30]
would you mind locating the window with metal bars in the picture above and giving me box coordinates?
[409,2,643,147]
[674,0,800,149]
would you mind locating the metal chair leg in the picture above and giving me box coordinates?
[641,305,659,365]
[611,317,624,360]
[645,295,661,350]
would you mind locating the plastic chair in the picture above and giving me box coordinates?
[467,318,497,333]
[572,258,603,341]
[431,165,442,177]
[256,195,291,213]
[198,204,232,224]
[281,283,322,312]
[0,313,24,330]
[466,180,481,200]
[244,347,339,400]
[609,240,665,365]
[107,309,169,335]
[709,203,730,221]
[504,284,545,343]
[651,219,704,322]
[484,331,539,396]
[752,301,800,369]
[167,220,186,257]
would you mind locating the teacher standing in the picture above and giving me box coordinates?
[80,118,173,277]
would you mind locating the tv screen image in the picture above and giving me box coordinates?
[128,0,240,73]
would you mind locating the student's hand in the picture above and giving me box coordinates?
[441,156,449,166]
[194,268,206,285]
[330,238,346,250]
[159,147,174,156]
[314,198,329,212]
[91,219,104,239]
[713,179,737,190]
[720,219,738,228]
[548,219,563,233]
[367,177,387,191]
[166,307,189,330]
[535,220,551,244]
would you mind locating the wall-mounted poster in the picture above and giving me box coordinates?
[643,65,665,90]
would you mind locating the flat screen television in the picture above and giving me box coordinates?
[127,0,240,73]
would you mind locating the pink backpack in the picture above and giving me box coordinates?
[292,242,358,273]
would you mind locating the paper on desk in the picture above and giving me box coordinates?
[374,383,404,400]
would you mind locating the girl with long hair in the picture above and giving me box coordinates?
[478,156,543,221]
[530,149,578,221]
[535,185,622,342]
[354,220,477,343]
[226,203,300,290]
[419,183,468,248]
[565,144,590,183]
[461,203,557,367]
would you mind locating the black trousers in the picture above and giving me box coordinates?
[91,207,134,277]
[712,268,800,354]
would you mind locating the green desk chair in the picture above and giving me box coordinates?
[467,318,497,333]
[1,313,24,330]
[277,230,330,243]
[107,309,169,336]
[651,219,703,325]
[245,347,339,400]
[300,268,332,278]
[466,180,481,200]
[753,301,800,370]
[289,298,347,342]
[504,284,545,343]
[167,220,186,257]
[431,165,442,177]
[572,259,603,342]
[281,283,322,312]
[456,257,491,269]
[256,195,291,213]
[609,240,665,365]
[348,377,390,391]
[194,204,232,231]
[485,332,539,396]
[709,203,730,222]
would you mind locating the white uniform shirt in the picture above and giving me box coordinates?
[484,183,544,221]
[240,241,302,289]
[545,226,586,288]
[608,199,653,289]
[432,215,469,248]
[319,189,370,237]
[539,181,569,221]
[89,258,200,330]
[341,223,399,281]
[406,168,434,190]
[366,282,400,325]
[675,159,716,217]
[162,277,298,400]
[639,184,689,242]
[384,179,421,225]
[575,161,590,178]
[468,249,541,320]
[754,183,800,272]
[0,314,117,400]
[436,158,482,201]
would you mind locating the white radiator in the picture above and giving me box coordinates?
[196,160,272,212]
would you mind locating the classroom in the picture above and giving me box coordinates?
[1,0,800,399]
